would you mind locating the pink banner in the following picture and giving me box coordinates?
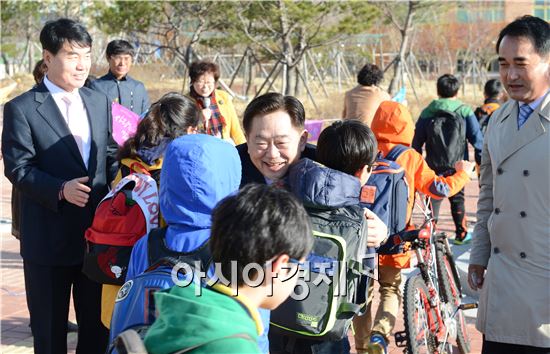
[305,120,324,142]
[111,102,140,146]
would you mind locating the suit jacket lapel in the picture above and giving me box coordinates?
[34,82,86,168]
[498,96,549,165]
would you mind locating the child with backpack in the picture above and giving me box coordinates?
[93,93,201,329]
[143,184,314,354]
[412,74,483,245]
[268,119,387,354]
[355,101,474,354]
[474,79,504,136]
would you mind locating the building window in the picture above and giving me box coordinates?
[457,4,504,23]
[534,0,550,20]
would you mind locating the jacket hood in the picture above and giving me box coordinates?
[288,158,361,209]
[419,98,464,119]
[136,138,171,165]
[160,134,241,232]
[144,285,259,354]
[371,101,415,147]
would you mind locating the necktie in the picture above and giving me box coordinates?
[517,103,534,129]
[62,94,89,166]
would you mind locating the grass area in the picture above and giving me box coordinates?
[3,63,490,124]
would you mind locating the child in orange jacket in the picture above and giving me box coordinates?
[352,101,474,353]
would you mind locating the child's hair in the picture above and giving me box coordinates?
[483,79,503,99]
[210,184,313,287]
[436,74,460,98]
[32,59,48,85]
[316,120,378,176]
[117,92,201,161]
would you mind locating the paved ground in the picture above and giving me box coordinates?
[0,116,484,353]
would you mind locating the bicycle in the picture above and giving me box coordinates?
[394,196,477,354]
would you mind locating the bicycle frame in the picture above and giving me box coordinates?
[401,195,460,353]
[413,201,449,350]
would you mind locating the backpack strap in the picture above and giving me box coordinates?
[385,144,410,162]
[144,256,182,273]
[453,104,464,113]
[432,104,464,118]
[147,228,211,271]
[129,161,151,176]
[147,227,168,266]
[337,302,363,316]
[173,333,256,354]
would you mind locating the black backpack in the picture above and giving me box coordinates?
[424,106,466,173]
[147,228,212,269]
[475,102,500,136]
[269,205,369,341]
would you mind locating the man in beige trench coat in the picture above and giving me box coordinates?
[468,15,550,354]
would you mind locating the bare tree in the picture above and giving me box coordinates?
[233,0,378,96]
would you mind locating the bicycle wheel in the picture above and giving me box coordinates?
[403,274,436,354]
[436,243,470,354]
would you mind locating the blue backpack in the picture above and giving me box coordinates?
[360,145,410,255]
[108,228,211,345]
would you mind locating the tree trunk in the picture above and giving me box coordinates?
[285,64,297,96]
[28,39,34,74]
[295,60,303,97]
[278,0,295,96]
[387,1,417,96]
[2,52,11,76]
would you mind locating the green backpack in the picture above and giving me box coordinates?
[270,205,370,340]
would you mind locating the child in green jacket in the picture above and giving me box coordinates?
[144,184,314,353]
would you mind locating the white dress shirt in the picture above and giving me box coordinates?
[43,76,91,168]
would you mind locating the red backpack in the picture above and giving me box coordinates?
[83,173,159,285]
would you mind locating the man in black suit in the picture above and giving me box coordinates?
[2,19,118,354]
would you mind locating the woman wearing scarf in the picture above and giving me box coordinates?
[189,60,246,145]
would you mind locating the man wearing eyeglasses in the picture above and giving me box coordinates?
[91,39,150,115]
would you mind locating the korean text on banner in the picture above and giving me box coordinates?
[112,102,140,146]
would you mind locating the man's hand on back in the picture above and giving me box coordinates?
[365,208,388,248]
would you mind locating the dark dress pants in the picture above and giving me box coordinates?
[430,187,467,238]
[482,337,550,354]
[269,331,351,354]
[24,261,108,354]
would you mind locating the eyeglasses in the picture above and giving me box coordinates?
[195,80,216,86]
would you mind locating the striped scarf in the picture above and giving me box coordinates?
[190,88,226,138]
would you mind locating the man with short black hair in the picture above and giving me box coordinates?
[412,73,484,244]
[343,63,391,126]
[91,39,149,115]
[2,18,118,353]
[468,15,550,353]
